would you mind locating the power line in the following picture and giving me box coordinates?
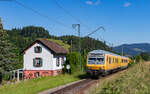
[13,0,72,30]
[53,0,92,31]
[85,26,105,37]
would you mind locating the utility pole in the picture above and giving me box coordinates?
[70,40,72,53]
[72,24,81,71]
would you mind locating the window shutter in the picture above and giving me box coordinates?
[40,47,42,53]
[34,47,36,53]
[33,58,35,67]
[56,57,59,67]
[40,58,43,67]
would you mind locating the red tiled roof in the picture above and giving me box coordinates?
[23,39,67,54]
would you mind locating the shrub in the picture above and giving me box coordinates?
[65,52,84,73]
[135,54,143,62]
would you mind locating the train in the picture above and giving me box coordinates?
[86,50,131,76]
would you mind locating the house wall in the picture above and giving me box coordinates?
[52,56,66,70]
[23,42,66,79]
[23,42,53,70]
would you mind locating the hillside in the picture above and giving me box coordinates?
[113,43,150,56]
[6,26,111,54]
[92,62,150,94]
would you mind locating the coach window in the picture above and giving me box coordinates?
[109,57,111,64]
[113,58,115,63]
[116,59,118,63]
[107,56,109,62]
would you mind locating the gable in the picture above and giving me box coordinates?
[22,39,67,55]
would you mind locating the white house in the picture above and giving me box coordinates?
[23,39,67,79]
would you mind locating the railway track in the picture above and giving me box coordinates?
[44,69,126,94]
[50,79,98,94]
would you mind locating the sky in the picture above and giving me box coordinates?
[0,0,150,46]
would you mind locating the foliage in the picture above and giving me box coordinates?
[6,26,50,52]
[128,61,135,67]
[135,54,143,62]
[6,26,111,55]
[46,39,70,52]
[113,43,150,56]
[65,52,84,73]
[57,36,111,54]
[0,73,82,94]
[94,62,150,94]
[140,52,150,61]
[0,30,19,74]
[20,26,50,38]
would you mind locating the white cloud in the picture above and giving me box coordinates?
[123,2,131,7]
[95,0,101,5]
[85,0,101,6]
[85,1,93,5]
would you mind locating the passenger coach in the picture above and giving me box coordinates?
[86,50,130,76]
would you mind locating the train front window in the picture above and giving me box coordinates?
[97,58,104,64]
[88,57,104,65]
[89,58,96,61]
[88,58,96,64]
[97,58,104,62]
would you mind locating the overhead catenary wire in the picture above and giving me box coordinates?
[53,0,92,31]
[84,26,105,37]
[13,0,72,30]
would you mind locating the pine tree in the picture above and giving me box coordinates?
[0,30,18,73]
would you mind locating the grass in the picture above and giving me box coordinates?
[0,73,83,94]
[91,62,150,94]
[47,39,70,52]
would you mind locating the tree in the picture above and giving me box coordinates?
[0,30,19,73]
[135,54,143,62]
[65,52,84,73]
[140,52,150,61]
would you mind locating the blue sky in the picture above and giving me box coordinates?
[0,0,150,46]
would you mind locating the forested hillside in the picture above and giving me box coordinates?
[6,26,111,54]
[113,43,150,56]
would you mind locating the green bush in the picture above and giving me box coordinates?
[140,52,150,61]
[65,52,85,73]
[135,54,143,62]
[128,61,135,67]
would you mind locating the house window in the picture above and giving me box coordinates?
[33,58,42,67]
[56,57,60,67]
[34,46,42,53]
[34,72,40,78]
[61,57,65,66]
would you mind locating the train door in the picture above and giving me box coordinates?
[105,55,109,71]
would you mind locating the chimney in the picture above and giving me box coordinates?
[0,18,3,30]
